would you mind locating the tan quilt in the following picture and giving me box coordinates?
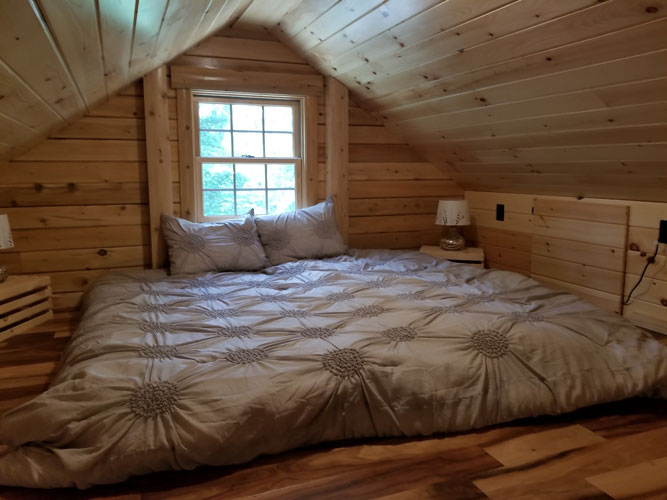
[0,250,665,488]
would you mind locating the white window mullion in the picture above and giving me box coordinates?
[194,94,303,221]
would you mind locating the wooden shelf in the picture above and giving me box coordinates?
[420,245,485,268]
[0,275,53,342]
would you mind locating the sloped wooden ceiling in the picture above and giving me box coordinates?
[270,0,667,202]
[0,0,303,158]
[2,0,666,202]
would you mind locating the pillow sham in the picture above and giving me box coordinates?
[255,198,347,265]
[161,213,268,274]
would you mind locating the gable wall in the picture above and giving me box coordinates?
[0,29,461,339]
[0,85,160,336]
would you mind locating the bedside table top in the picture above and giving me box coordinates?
[0,275,51,299]
[419,246,485,261]
[0,275,53,342]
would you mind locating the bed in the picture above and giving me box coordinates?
[0,249,665,489]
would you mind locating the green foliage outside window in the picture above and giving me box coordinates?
[197,100,298,218]
[201,163,296,216]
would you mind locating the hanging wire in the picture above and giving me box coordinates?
[623,243,660,305]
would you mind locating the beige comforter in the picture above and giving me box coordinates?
[1,250,665,488]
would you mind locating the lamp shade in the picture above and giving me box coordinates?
[0,214,14,250]
[435,200,470,226]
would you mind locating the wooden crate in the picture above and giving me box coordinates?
[0,275,53,342]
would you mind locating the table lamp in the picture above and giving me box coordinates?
[0,214,14,283]
[435,199,470,251]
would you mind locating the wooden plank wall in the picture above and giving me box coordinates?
[0,28,462,339]
[325,77,349,242]
[174,28,462,250]
[465,191,667,333]
[530,199,629,314]
[316,99,464,250]
[345,103,464,249]
[170,28,323,221]
[0,84,161,336]
[143,66,174,269]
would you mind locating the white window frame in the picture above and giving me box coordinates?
[192,92,305,222]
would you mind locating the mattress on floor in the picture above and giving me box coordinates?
[0,249,665,488]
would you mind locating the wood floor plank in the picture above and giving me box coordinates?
[576,398,667,439]
[139,432,509,500]
[473,426,667,499]
[0,375,50,390]
[482,424,606,467]
[0,361,57,380]
[224,446,498,500]
[586,456,667,500]
[0,395,36,415]
[375,479,490,499]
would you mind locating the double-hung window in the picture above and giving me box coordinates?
[193,94,302,221]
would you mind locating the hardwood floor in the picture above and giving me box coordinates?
[0,330,665,499]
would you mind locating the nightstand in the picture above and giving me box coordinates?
[0,275,53,342]
[419,246,485,268]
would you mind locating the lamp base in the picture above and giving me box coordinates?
[440,226,465,251]
[0,264,8,283]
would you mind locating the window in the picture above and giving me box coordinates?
[193,94,302,221]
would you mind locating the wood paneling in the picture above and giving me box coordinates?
[143,66,173,269]
[170,29,454,252]
[1,0,666,204]
[344,100,462,249]
[325,77,349,242]
[272,0,667,203]
[176,90,196,220]
[170,65,324,96]
[2,88,151,323]
[532,235,625,272]
[173,30,329,222]
[532,254,625,296]
[38,0,107,110]
[303,96,320,207]
[0,31,464,429]
[0,1,296,159]
[3,205,148,229]
[466,191,667,332]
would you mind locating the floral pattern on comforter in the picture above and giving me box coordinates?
[0,250,665,488]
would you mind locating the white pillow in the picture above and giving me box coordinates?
[161,213,268,274]
[254,198,347,266]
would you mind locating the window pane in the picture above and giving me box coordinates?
[202,163,233,189]
[267,164,295,188]
[233,132,263,157]
[268,190,296,214]
[203,190,234,216]
[235,163,265,189]
[265,133,294,157]
[265,106,293,132]
[199,103,230,130]
[200,131,231,157]
[232,104,262,131]
[237,190,266,215]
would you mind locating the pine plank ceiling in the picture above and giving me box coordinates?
[1,0,666,201]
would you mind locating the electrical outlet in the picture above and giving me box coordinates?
[659,220,667,244]
[496,204,505,221]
